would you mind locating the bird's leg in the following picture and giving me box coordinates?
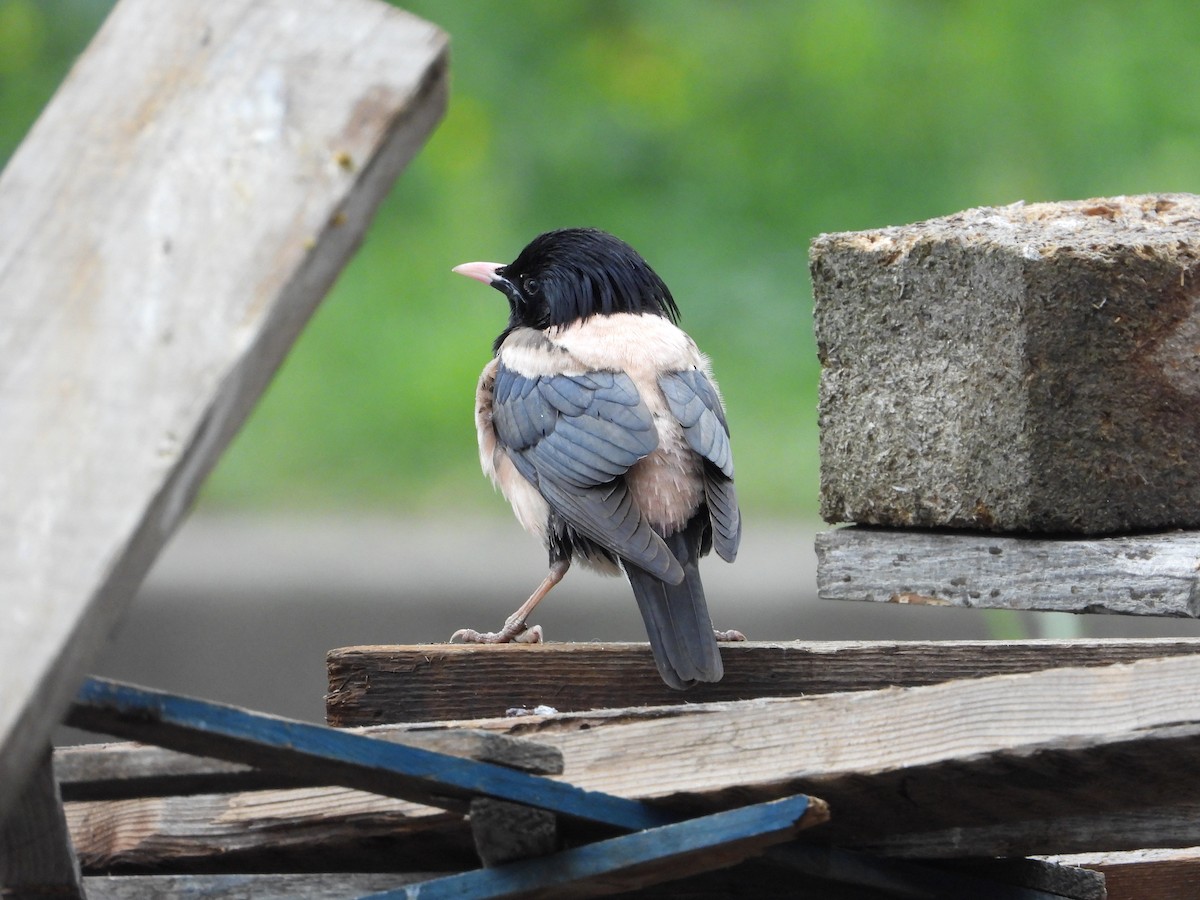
[713,628,746,642]
[452,558,570,644]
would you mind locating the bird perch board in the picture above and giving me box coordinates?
[326,638,1200,724]
[0,0,447,819]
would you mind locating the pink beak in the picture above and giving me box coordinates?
[452,261,504,286]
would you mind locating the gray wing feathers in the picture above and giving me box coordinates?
[492,363,678,578]
[660,370,734,477]
[660,369,741,562]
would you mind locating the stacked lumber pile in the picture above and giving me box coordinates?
[49,639,1197,897]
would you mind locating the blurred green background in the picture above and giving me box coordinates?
[4,0,1198,523]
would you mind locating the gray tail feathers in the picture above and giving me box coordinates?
[626,527,722,690]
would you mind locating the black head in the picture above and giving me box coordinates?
[454,229,679,350]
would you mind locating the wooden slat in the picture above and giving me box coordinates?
[55,729,561,801]
[81,873,434,900]
[1044,847,1200,900]
[326,639,1200,725]
[816,526,1200,616]
[362,795,825,899]
[769,845,1105,900]
[855,803,1200,859]
[0,0,446,819]
[66,787,467,872]
[70,655,1200,866]
[0,752,83,898]
[67,677,674,832]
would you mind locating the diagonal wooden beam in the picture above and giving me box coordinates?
[54,730,562,802]
[0,0,446,819]
[361,795,826,900]
[67,677,674,832]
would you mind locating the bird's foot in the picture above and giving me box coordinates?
[713,628,746,642]
[450,617,544,645]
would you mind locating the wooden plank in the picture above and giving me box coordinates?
[54,729,561,801]
[768,845,1105,900]
[0,751,83,898]
[816,526,1200,616]
[70,655,1200,866]
[0,0,447,820]
[67,677,674,832]
[488,655,1200,845]
[82,873,434,900]
[855,804,1200,859]
[1044,847,1200,900]
[326,639,1200,725]
[361,794,825,899]
[66,787,469,872]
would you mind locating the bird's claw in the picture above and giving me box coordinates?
[713,628,746,642]
[450,620,543,645]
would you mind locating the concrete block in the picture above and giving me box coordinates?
[812,193,1200,534]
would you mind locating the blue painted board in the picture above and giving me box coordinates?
[360,794,814,899]
[69,677,673,832]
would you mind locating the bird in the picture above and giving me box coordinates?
[451,228,742,690]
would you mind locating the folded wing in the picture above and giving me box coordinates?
[491,364,683,582]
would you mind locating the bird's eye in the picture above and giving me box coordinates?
[523,277,540,295]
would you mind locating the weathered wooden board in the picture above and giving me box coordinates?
[855,803,1200,859]
[82,873,434,900]
[1045,847,1200,900]
[770,845,1105,900]
[0,0,446,818]
[0,752,83,898]
[82,856,1087,900]
[326,639,1200,725]
[67,786,466,871]
[55,729,562,801]
[68,678,669,832]
[816,527,1200,616]
[71,655,1200,866]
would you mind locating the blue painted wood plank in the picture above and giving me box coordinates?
[69,677,673,831]
[360,794,815,899]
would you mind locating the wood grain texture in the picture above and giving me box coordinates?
[81,873,435,900]
[66,786,470,872]
[855,803,1200,859]
[477,654,1200,844]
[769,845,1105,900]
[0,0,446,819]
[55,727,560,802]
[73,654,1200,866]
[1045,847,1200,900]
[0,752,83,898]
[66,677,669,832]
[326,639,1200,725]
[816,526,1200,616]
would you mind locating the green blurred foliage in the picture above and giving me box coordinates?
[3,0,1199,519]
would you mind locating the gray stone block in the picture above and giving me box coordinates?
[812,193,1200,534]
